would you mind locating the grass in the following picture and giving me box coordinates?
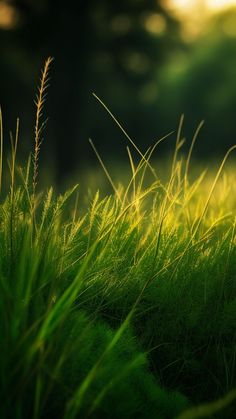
[1,58,236,418]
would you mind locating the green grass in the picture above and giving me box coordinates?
[1,59,236,418]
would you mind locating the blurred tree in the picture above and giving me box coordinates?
[158,8,236,158]
[0,0,180,178]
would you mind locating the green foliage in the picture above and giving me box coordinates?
[1,81,236,417]
[159,9,236,156]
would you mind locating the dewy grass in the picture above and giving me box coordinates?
[1,59,236,418]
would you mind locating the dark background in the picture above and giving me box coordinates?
[1,0,236,183]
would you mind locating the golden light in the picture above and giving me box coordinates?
[142,13,167,35]
[207,0,236,10]
[0,1,19,30]
[167,0,236,12]
[164,0,236,41]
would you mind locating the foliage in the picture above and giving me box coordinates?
[1,61,236,418]
[159,9,236,157]
[1,126,236,419]
[0,0,180,176]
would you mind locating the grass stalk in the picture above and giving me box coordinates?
[33,57,53,209]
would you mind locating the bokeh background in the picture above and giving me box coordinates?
[1,0,236,185]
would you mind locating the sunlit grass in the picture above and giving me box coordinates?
[0,59,236,418]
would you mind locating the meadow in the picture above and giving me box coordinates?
[0,59,236,418]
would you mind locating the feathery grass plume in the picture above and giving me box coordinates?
[33,57,53,206]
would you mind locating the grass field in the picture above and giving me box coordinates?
[1,60,236,418]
